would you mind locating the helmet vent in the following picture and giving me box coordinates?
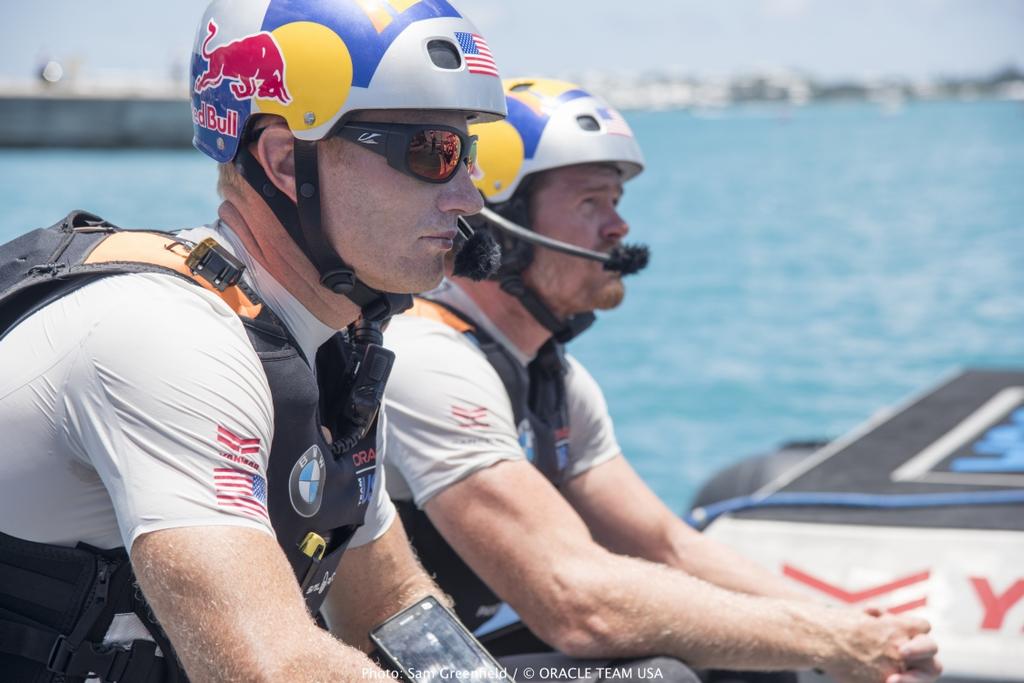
[510,83,533,92]
[576,115,601,132]
[427,40,462,69]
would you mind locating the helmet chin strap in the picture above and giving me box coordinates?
[235,137,411,322]
[499,274,595,344]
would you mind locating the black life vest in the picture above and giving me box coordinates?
[0,211,383,682]
[393,296,570,631]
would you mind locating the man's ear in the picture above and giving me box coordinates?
[254,122,297,203]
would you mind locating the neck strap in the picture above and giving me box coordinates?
[498,274,595,344]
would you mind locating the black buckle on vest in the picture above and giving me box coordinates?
[185,238,245,291]
[45,634,74,673]
[48,635,160,682]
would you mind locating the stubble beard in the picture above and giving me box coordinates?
[593,277,625,310]
[528,260,626,318]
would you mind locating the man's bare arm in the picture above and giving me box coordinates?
[425,459,940,683]
[322,517,443,651]
[131,525,385,682]
[563,454,808,601]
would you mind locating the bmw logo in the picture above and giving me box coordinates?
[289,445,326,517]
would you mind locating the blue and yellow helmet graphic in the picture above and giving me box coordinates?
[470,78,644,203]
[191,0,507,163]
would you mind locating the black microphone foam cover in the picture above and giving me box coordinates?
[452,229,502,281]
[604,243,650,276]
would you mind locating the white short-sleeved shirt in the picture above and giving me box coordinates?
[0,221,394,552]
[384,280,621,508]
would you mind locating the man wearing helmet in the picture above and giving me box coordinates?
[0,1,506,681]
[382,79,942,683]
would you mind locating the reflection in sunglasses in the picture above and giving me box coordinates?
[408,130,464,180]
[337,123,475,183]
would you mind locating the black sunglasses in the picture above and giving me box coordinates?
[333,122,478,184]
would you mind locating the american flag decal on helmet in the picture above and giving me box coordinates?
[455,32,499,77]
[598,107,633,137]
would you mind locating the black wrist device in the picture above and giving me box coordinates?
[370,596,511,683]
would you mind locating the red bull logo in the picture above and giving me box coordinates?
[193,19,291,104]
[192,103,239,138]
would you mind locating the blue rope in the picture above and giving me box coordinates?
[686,489,1024,530]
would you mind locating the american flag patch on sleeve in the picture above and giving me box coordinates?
[214,467,268,521]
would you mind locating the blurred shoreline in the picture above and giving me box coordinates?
[575,65,1024,110]
[1,65,1022,148]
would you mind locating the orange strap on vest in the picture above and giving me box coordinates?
[83,231,263,319]
[405,297,473,334]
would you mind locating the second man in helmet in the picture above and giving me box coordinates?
[381,78,942,683]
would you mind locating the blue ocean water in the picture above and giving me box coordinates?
[1,101,1022,512]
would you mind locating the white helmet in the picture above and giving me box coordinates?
[191,0,507,163]
[471,78,644,203]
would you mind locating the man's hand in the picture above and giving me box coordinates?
[132,525,385,682]
[323,511,443,650]
[825,611,941,683]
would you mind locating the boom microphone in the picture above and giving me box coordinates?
[478,207,649,276]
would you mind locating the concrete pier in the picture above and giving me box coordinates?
[0,83,193,148]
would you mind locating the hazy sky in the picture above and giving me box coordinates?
[2,1,1022,82]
